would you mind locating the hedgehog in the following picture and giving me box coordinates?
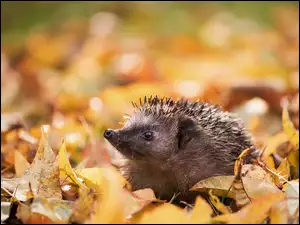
[104,96,256,201]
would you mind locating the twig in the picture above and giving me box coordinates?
[169,192,180,204]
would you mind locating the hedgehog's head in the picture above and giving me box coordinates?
[104,96,200,161]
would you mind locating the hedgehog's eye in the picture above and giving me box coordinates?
[142,131,154,141]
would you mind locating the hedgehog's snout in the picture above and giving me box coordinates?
[104,129,119,145]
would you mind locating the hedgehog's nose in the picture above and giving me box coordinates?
[104,129,115,139]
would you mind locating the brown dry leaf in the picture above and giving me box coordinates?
[1,126,62,201]
[241,164,281,200]
[208,189,231,214]
[131,203,188,224]
[16,197,73,224]
[14,151,30,177]
[69,187,95,224]
[191,176,235,199]
[212,192,286,224]
[282,103,299,149]
[232,175,250,208]
[189,196,213,224]
[275,158,290,186]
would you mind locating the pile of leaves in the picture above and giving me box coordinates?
[1,3,299,224]
[1,102,299,224]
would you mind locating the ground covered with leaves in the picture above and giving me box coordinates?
[1,2,299,224]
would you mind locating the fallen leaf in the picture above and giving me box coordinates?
[287,149,299,176]
[212,192,286,224]
[16,197,73,224]
[132,188,157,201]
[131,203,187,224]
[269,200,289,224]
[128,188,165,216]
[87,167,130,224]
[241,164,281,200]
[58,140,86,189]
[1,126,62,201]
[69,187,95,224]
[191,176,235,199]
[283,179,299,216]
[74,166,127,190]
[262,132,290,161]
[275,158,290,186]
[282,103,299,149]
[232,175,250,208]
[264,155,276,171]
[14,151,30,177]
[189,196,213,224]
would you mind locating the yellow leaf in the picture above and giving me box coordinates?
[70,188,95,224]
[88,167,130,224]
[74,167,127,190]
[287,149,299,173]
[14,151,30,177]
[212,192,286,224]
[208,190,230,214]
[132,203,187,224]
[191,176,235,199]
[189,196,213,224]
[264,155,276,171]
[282,104,299,149]
[269,201,289,224]
[275,158,290,186]
[58,140,86,189]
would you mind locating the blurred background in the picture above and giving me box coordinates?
[1,1,299,167]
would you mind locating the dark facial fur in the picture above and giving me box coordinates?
[104,96,254,200]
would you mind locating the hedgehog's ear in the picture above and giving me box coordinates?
[177,116,196,150]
